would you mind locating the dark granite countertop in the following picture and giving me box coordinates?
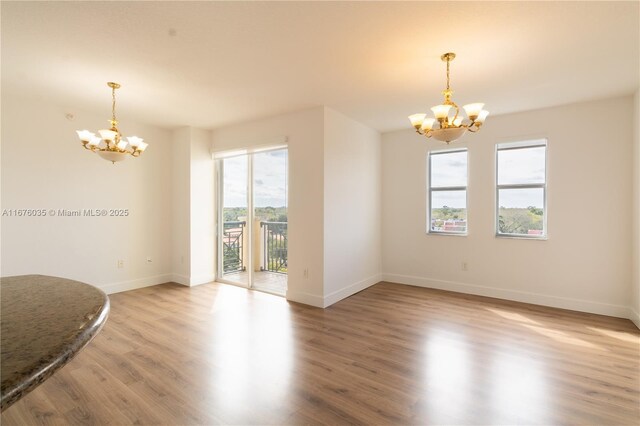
[0,275,109,411]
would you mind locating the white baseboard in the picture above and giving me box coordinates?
[286,290,324,308]
[323,274,381,308]
[189,274,215,286]
[171,274,190,286]
[170,273,214,286]
[96,270,640,328]
[630,308,640,330]
[382,273,631,319]
[100,273,173,295]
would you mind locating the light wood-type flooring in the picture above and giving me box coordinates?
[2,281,639,425]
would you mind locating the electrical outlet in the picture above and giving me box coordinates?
[303,268,309,279]
[461,262,468,271]
[117,259,124,269]
[147,256,152,263]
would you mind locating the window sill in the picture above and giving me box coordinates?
[496,234,547,241]
[427,231,468,237]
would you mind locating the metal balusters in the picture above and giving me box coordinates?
[223,221,246,272]
[260,221,287,273]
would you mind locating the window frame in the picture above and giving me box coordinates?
[495,140,548,239]
[427,148,469,236]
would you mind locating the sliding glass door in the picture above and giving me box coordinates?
[252,149,288,294]
[217,147,288,296]
[219,155,249,286]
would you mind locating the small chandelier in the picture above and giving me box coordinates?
[408,53,489,143]
[76,82,148,163]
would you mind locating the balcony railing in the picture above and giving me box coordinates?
[222,220,288,275]
[223,221,246,273]
[260,221,287,274]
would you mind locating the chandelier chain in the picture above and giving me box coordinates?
[111,86,117,125]
[446,58,450,91]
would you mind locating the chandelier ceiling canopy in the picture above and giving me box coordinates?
[76,82,148,164]
[409,53,489,144]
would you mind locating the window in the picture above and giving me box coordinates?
[428,149,468,234]
[496,140,547,238]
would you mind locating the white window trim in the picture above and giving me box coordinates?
[211,137,288,159]
[495,139,548,240]
[427,148,469,236]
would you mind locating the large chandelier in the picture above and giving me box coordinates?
[408,53,489,143]
[76,82,148,163]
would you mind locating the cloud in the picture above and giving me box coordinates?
[431,151,468,187]
[222,149,288,208]
[498,188,543,208]
[431,190,466,209]
[498,147,545,184]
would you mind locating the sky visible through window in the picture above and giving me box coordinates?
[430,146,545,208]
[223,149,288,208]
[497,145,545,207]
[224,146,542,209]
[430,150,467,208]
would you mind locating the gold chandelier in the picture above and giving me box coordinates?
[76,82,148,163]
[409,53,489,143]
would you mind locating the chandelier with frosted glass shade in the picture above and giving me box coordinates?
[76,82,148,163]
[409,53,489,143]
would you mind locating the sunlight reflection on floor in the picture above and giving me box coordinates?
[205,284,294,419]
[489,350,550,424]
[587,326,640,344]
[485,307,541,325]
[521,323,607,351]
[485,307,609,350]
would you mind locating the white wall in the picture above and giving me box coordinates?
[189,128,215,285]
[171,127,215,286]
[632,90,640,327]
[3,93,635,321]
[171,127,191,284]
[382,96,634,318]
[211,107,326,306]
[1,94,173,293]
[323,108,381,306]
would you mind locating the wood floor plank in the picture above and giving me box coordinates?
[2,281,638,425]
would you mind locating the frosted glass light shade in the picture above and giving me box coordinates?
[76,130,95,142]
[431,105,452,119]
[421,118,436,131]
[116,140,128,151]
[97,151,127,163]
[88,136,101,147]
[463,103,484,119]
[127,136,143,148]
[431,126,467,143]
[408,114,427,128]
[476,110,490,123]
[138,142,149,152]
[99,129,117,141]
[452,117,463,126]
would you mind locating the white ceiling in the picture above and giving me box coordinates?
[2,1,638,133]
